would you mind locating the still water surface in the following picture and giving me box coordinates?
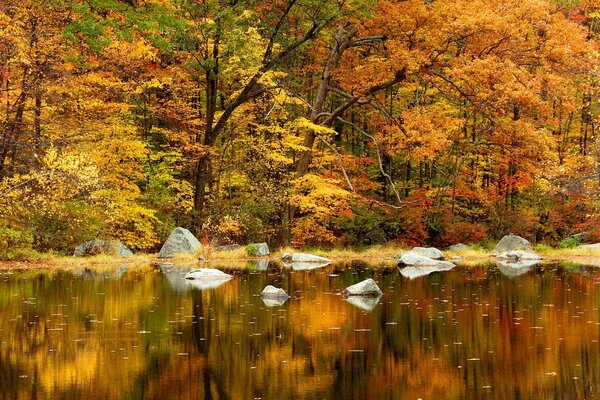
[1,261,599,399]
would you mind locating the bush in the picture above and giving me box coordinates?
[245,243,259,256]
[558,236,580,249]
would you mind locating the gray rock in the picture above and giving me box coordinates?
[345,296,382,311]
[397,252,455,268]
[448,243,469,252]
[399,265,454,280]
[250,242,270,257]
[260,285,290,299]
[184,268,233,281]
[410,246,445,260]
[282,252,331,263]
[342,278,383,297]
[74,239,133,257]
[187,279,231,290]
[492,235,532,254]
[158,227,202,258]
[494,251,541,260]
[577,243,600,250]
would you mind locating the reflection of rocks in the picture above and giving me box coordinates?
[493,234,532,254]
[397,252,455,268]
[496,260,539,278]
[282,253,331,263]
[342,278,382,296]
[287,261,331,270]
[187,279,231,290]
[246,260,269,271]
[495,251,541,260]
[74,239,133,257]
[114,265,129,279]
[158,227,202,258]
[345,296,382,312]
[261,297,289,307]
[184,268,233,281]
[160,264,193,293]
[410,247,445,260]
[399,265,454,280]
[260,285,290,299]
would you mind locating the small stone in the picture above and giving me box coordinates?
[282,253,331,263]
[397,252,455,268]
[260,285,290,299]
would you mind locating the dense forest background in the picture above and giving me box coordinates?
[0,0,598,256]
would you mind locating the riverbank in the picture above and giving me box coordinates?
[1,245,600,270]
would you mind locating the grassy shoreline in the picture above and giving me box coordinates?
[1,245,600,270]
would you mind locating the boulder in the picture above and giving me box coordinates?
[342,278,383,297]
[410,246,445,260]
[288,261,331,271]
[494,251,541,260]
[158,227,201,258]
[399,265,454,280]
[577,243,600,250]
[184,268,233,281]
[397,252,455,268]
[260,285,290,299]
[74,239,133,257]
[249,242,270,257]
[448,243,469,252]
[282,252,331,263]
[492,235,532,254]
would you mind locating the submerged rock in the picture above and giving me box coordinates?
[410,247,445,260]
[260,285,290,299]
[397,252,455,268]
[493,235,532,254]
[74,239,133,257]
[399,265,454,280]
[249,242,270,257]
[184,268,233,281]
[345,296,382,312]
[342,278,383,297]
[158,227,201,258]
[282,252,331,263]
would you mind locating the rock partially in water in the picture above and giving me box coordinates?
[158,227,201,258]
[397,252,455,268]
[495,251,541,260]
[399,265,455,279]
[342,278,383,297]
[493,234,532,254]
[74,239,133,257]
[250,242,270,256]
[260,285,290,299]
[345,295,382,311]
[282,252,331,263]
[287,261,331,270]
[184,268,233,281]
[410,246,445,260]
[187,279,231,290]
[448,243,469,252]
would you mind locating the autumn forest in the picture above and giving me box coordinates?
[0,0,599,257]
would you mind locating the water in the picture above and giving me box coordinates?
[0,261,599,399]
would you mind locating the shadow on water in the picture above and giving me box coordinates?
[0,261,599,399]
